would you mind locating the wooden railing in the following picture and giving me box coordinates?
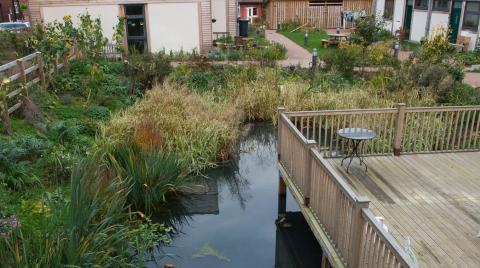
[284,104,480,157]
[278,107,420,268]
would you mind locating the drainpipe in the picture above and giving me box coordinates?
[424,0,433,37]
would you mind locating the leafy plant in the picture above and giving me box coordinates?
[107,142,187,214]
[419,27,451,63]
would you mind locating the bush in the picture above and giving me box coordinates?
[87,105,110,120]
[0,160,173,267]
[448,84,480,105]
[125,52,172,93]
[419,27,451,63]
[0,135,49,190]
[387,62,455,102]
[322,45,360,77]
[103,82,243,172]
[106,142,187,214]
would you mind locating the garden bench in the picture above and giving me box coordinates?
[321,39,330,48]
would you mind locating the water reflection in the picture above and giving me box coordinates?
[149,123,322,267]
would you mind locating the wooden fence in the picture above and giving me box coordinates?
[284,104,480,157]
[0,44,121,121]
[266,0,371,29]
[278,107,418,268]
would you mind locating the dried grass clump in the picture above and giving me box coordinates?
[103,82,243,172]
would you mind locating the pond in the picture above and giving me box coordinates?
[150,123,323,268]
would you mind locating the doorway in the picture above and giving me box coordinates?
[403,0,413,39]
[449,0,462,43]
[125,4,147,53]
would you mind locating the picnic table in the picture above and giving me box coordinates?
[322,33,350,48]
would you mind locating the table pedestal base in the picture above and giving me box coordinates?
[341,139,368,173]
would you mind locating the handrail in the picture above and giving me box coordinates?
[362,209,417,268]
[283,104,480,156]
[278,107,418,268]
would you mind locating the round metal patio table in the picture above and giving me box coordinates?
[337,128,376,173]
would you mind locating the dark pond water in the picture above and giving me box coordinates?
[150,123,323,268]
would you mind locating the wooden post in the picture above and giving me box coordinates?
[393,103,406,156]
[277,107,285,160]
[304,140,316,206]
[36,52,46,91]
[278,176,287,216]
[351,196,370,268]
[16,59,26,84]
[62,53,69,72]
[1,100,11,135]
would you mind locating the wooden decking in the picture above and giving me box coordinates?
[327,152,480,268]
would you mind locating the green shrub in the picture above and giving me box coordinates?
[125,52,172,93]
[448,84,480,105]
[87,105,110,120]
[455,51,480,65]
[322,46,359,77]
[0,135,49,190]
[0,160,173,267]
[107,142,187,214]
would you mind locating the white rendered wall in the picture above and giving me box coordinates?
[212,0,227,33]
[429,12,449,35]
[148,3,200,53]
[410,10,428,41]
[41,5,119,43]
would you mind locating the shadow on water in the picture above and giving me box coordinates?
[148,123,323,268]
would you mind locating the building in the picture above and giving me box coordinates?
[27,0,238,54]
[238,0,264,24]
[376,0,480,50]
[0,0,26,22]
[265,0,373,29]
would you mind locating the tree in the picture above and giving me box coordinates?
[350,16,387,71]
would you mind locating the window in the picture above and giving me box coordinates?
[414,0,428,9]
[463,1,480,31]
[309,0,343,7]
[384,0,394,19]
[125,4,147,53]
[432,0,450,11]
[253,7,258,16]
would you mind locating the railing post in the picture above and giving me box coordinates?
[62,53,69,72]
[351,196,370,268]
[36,52,46,91]
[16,59,26,84]
[393,103,406,156]
[277,107,285,161]
[304,140,316,206]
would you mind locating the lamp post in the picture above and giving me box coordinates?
[312,48,318,69]
[393,33,400,61]
[304,31,309,47]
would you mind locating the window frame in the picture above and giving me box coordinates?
[462,1,480,31]
[384,0,395,19]
[432,0,451,11]
[414,0,429,10]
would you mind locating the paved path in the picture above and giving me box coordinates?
[463,72,480,87]
[265,30,311,68]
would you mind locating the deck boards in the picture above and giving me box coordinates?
[327,152,480,268]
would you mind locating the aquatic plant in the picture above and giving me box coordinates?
[192,243,231,262]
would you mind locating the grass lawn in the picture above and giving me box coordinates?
[277,29,336,57]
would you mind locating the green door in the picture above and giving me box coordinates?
[403,0,413,40]
[450,0,463,43]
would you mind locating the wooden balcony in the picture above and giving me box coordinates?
[277,105,480,268]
